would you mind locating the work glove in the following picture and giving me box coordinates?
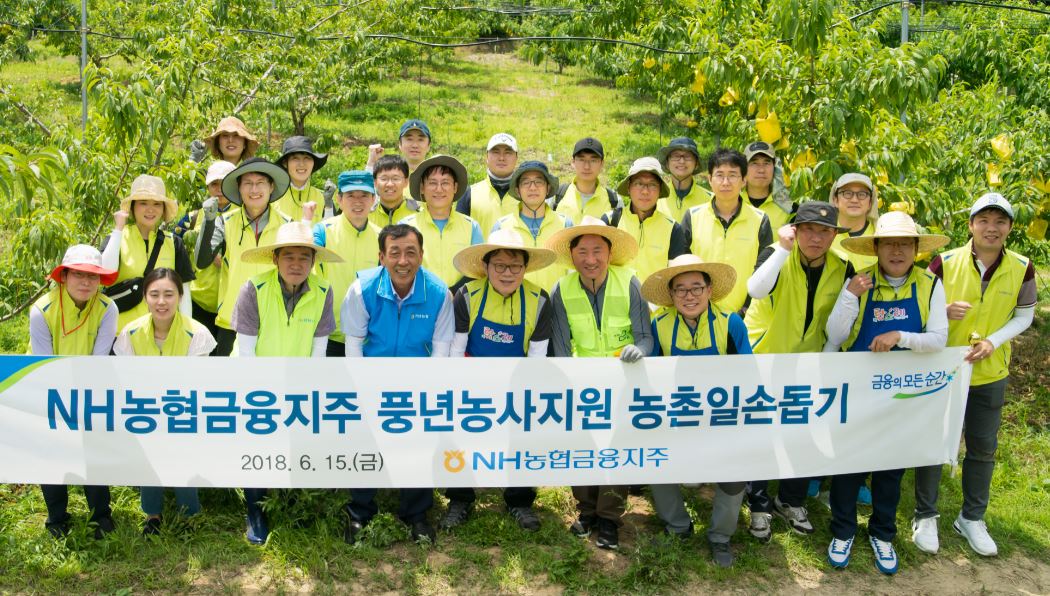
[189,139,207,163]
[619,344,645,363]
[323,179,337,210]
[202,197,219,221]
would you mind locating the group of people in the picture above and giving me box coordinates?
[27,115,1037,574]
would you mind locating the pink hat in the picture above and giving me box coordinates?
[49,244,119,286]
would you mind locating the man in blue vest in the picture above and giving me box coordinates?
[339,224,454,544]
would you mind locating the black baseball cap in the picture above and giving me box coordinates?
[572,137,605,159]
[793,201,849,232]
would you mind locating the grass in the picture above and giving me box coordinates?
[2,46,1050,593]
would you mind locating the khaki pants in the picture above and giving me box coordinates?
[572,485,628,525]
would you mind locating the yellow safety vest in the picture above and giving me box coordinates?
[613,206,677,285]
[369,197,421,228]
[114,226,179,331]
[555,179,618,224]
[559,265,634,357]
[843,265,936,351]
[468,179,518,239]
[251,269,330,357]
[831,222,879,271]
[274,185,325,224]
[688,201,765,313]
[742,190,793,231]
[401,209,477,287]
[652,305,731,355]
[658,182,712,223]
[125,311,199,356]
[315,215,381,342]
[189,207,229,313]
[941,241,1030,385]
[745,246,848,353]
[216,207,292,330]
[492,210,573,293]
[465,278,542,342]
[31,286,113,355]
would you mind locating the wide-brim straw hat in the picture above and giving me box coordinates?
[120,174,179,222]
[409,155,469,202]
[544,215,639,267]
[240,222,344,265]
[840,211,950,257]
[49,244,118,286]
[204,116,259,160]
[453,229,558,279]
[222,158,291,206]
[616,156,670,198]
[641,254,737,306]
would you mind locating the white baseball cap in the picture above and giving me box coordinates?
[486,133,518,152]
[205,160,237,185]
[969,192,1014,221]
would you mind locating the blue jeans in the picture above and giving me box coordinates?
[140,487,201,517]
[347,488,433,524]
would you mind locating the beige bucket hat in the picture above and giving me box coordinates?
[120,174,179,222]
[641,254,737,306]
[203,116,259,160]
[241,222,344,265]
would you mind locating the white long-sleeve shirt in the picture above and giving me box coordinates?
[824,273,948,353]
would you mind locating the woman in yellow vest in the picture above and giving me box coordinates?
[655,137,712,222]
[603,157,688,285]
[641,254,752,567]
[28,244,119,538]
[100,174,196,332]
[194,157,292,355]
[829,173,880,271]
[440,229,557,532]
[742,201,851,542]
[275,135,333,224]
[912,193,1037,558]
[546,217,651,551]
[491,160,572,292]
[113,268,216,535]
[682,148,773,314]
[201,116,258,164]
[400,155,484,290]
[821,212,948,575]
[310,170,382,356]
[229,221,341,545]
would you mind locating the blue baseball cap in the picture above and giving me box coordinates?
[337,170,375,194]
[399,119,432,141]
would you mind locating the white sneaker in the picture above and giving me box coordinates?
[953,515,998,556]
[869,536,899,575]
[773,497,814,534]
[827,536,854,568]
[912,516,940,554]
[749,512,772,542]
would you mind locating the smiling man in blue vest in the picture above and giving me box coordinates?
[339,223,455,544]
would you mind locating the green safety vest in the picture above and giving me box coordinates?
[743,190,793,232]
[843,264,936,351]
[250,269,330,357]
[688,201,765,313]
[468,179,518,240]
[831,223,879,272]
[315,215,381,342]
[114,226,178,331]
[274,185,325,224]
[493,210,572,293]
[613,206,676,285]
[658,182,712,224]
[216,207,292,330]
[652,305,730,355]
[555,180,618,224]
[745,245,848,353]
[125,311,199,356]
[941,240,1030,385]
[369,198,421,229]
[559,265,634,357]
[31,286,113,355]
[402,209,476,287]
[189,206,229,313]
[465,278,542,343]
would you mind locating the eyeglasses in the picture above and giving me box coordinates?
[489,263,525,274]
[837,190,872,201]
[424,180,455,190]
[519,179,547,188]
[711,174,742,183]
[671,285,708,298]
[668,153,695,162]
[376,176,405,185]
[631,181,661,191]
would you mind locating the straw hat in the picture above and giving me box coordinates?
[840,211,950,257]
[641,254,736,307]
[49,244,118,286]
[222,158,291,205]
[240,222,344,265]
[453,229,557,279]
[120,175,179,222]
[616,156,670,198]
[409,155,469,202]
[203,116,259,160]
[544,216,639,267]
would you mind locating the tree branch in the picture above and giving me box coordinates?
[0,85,52,138]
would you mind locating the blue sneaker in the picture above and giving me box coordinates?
[869,536,899,575]
[807,479,821,498]
[857,484,872,505]
[245,511,269,545]
[827,536,854,568]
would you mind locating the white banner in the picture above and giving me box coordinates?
[0,350,970,488]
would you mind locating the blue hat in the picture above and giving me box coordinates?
[399,119,432,141]
[337,170,375,194]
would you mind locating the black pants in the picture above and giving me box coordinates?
[214,327,236,357]
[326,340,346,357]
[748,477,810,512]
[347,489,433,524]
[830,469,905,541]
[445,486,536,508]
[40,484,111,524]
